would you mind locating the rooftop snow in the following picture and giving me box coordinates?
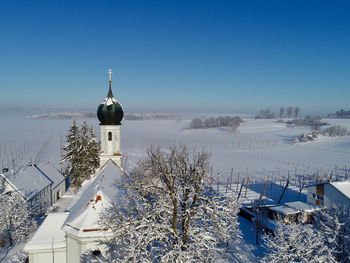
[285,201,317,212]
[24,212,68,251]
[63,160,125,237]
[269,205,300,216]
[329,181,350,199]
[100,97,117,106]
[36,162,65,189]
[2,164,52,200]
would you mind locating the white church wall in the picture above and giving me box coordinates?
[100,125,121,167]
[27,247,66,263]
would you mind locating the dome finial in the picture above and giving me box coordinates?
[107,68,114,98]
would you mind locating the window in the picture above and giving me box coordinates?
[108,132,112,141]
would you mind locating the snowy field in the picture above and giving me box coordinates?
[0,114,349,183]
[1,114,349,261]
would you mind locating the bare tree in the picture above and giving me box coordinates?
[279,107,285,118]
[287,107,293,118]
[294,106,301,118]
[100,146,241,262]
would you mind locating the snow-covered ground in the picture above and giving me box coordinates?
[1,114,349,262]
[1,115,349,182]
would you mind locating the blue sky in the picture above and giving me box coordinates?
[0,0,349,114]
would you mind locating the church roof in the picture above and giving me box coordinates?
[24,212,69,251]
[63,159,125,238]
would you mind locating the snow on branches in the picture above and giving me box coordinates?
[99,146,241,262]
[0,190,37,247]
[61,121,100,187]
[262,215,336,263]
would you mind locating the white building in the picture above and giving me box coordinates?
[307,181,350,207]
[36,162,66,202]
[0,162,66,215]
[25,69,125,263]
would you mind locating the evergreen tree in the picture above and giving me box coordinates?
[61,121,100,187]
[61,121,81,186]
[87,126,100,172]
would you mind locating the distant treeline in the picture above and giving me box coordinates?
[255,106,301,119]
[190,116,243,131]
[285,116,329,129]
[28,112,177,120]
[327,109,350,119]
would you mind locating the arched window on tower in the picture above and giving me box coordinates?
[108,132,112,141]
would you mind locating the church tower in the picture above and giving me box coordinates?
[97,69,124,167]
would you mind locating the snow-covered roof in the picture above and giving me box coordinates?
[329,181,350,200]
[63,160,125,238]
[36,162,65,189]
[2,164,52,200]
[285,201,317,213]
[24,212,68,251]
[268,205,300,216]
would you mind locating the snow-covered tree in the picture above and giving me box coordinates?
[287,106,293,118]
[61,120,80,184]
[262,216,336,263]
[61,121,100,187]
[100,146,241,262]
[86,126,100,172]
[0,190,37,247]
[279,107,285,118]
[314,206,350,262]
[7,250,28,263]
[294,106,301,118]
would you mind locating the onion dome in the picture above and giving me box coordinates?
[97,69,124,125]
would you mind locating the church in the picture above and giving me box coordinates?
[24,70,126,263]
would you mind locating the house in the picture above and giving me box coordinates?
[25,69,125,263]
[0,162,66,215]
[36,162,66,202]
[307,181,350,207]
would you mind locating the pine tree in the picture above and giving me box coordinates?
[61,121,100,187]
[0,191,37,247]
[61,121,81,186]
[87,126,100,173]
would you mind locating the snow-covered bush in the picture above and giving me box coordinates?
[100,146,241,263]
[295,130,319,143]
[322,125,348,137]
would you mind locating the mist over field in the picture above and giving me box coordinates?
[1,112,349,182]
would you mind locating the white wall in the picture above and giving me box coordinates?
[307,183,350,207]
[28,248,66,263]
[51,181,66,203]
[100,125,121,167]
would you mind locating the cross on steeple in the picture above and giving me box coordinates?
[108,68,113,82]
